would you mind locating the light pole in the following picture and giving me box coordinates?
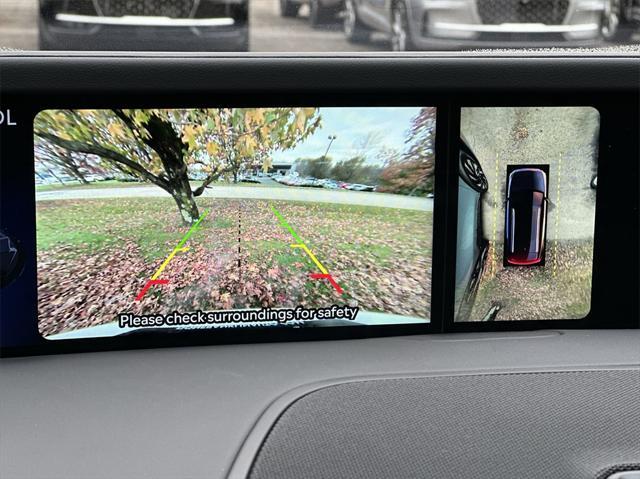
[323,135,337,159]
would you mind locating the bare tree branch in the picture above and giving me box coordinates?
[192,166,232,196]
[35,131,171,191]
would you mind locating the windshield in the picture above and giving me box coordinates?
[2,0,639,52]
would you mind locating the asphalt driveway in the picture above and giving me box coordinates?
[36,184,433,211]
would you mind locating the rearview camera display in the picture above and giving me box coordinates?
[455,107,599,322]
[34,107,435,339]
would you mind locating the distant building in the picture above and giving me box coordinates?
[270,163,292,175]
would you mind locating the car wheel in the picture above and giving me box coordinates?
[343,0,369,43]
[600,0,620,39]
[280,0,300,18]
[309,0,332,27]
[390,1,416,51]
[608,0,636,42]
[460,149,489,192]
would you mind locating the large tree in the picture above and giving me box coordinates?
[294,156,333,179]
[35,108,321,224]
[377,107,436,196]
[330,157,381,184]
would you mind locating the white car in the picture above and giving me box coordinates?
[347,183,374,191]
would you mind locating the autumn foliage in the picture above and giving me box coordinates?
[34,108,321,224]
[377,107,436,196]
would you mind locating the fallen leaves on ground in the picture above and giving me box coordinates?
[468,239,593,321]
[37,198,432,336]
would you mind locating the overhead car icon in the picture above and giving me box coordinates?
[504,167,548,266]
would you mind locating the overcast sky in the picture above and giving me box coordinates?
[271,107,424,165]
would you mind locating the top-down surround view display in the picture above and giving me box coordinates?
[33,106,435,339]
[455,106,599,322]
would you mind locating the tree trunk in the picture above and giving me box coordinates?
[171,189,200,225]
[166,169,200,225]
[138,114,201,225]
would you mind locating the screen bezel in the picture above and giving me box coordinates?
[446,96,637,333]
[31,105,442,343]
[1,55,638,356]
[452,106,599,325]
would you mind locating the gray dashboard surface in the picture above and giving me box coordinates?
[248,370,640,479]
[1,330,639,479]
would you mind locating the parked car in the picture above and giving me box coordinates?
[322,180,340,189]
[283,176,305,186]
[343,0,624,51]
[39,0,248,51]
[614,0,640,40]
[280,0,343,27]
[455,138,490,322]
[347,183,374,191]
[240,176,261,184]
[295,177,323,187]
[504,167,548,266]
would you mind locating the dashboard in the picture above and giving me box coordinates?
[0,53,638,478]
[0,330,638,478]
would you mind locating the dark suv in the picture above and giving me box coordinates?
[504,167,548,266]
[39,0,248,51]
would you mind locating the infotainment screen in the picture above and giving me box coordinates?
[33,107,435,339]
[455,107,599,322]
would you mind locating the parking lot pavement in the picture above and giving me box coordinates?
[250,0,383,52]
[1,0,37,50]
